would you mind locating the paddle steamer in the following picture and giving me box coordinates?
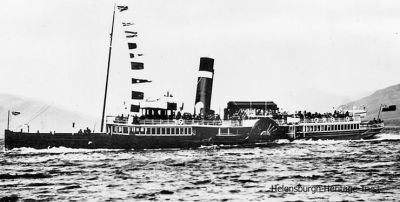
[4,5,385,150]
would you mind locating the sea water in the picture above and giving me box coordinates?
[1,134,400,201]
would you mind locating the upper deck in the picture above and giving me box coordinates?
[106,116,257,127]
[298,116,361,124]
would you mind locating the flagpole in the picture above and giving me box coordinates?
[377,104,383,120]
[7,110,10,130]
[100,4,116,133]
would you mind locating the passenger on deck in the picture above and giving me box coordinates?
[132,115,139,124]
[176,111,182,119]
[84,127,91,134]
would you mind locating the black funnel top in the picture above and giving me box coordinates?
[199,57,214,72]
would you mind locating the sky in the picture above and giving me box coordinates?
[1,0,400,117]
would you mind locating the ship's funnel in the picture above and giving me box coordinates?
[194,57,214,117]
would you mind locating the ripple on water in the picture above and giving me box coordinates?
[1,137,400,201]
[0,173,52,180]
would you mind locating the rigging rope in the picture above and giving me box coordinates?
[16,104,53,129]
[26,104,52,124]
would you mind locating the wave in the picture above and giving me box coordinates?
[373,133,400,141]
[290,139,348,145]
[0,173,51,180]
[356,161,396,168]
[288,133,400,145]
[5,146,125,155]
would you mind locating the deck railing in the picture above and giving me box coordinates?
[106,116,244,126]
[139,119,226,126]
[275,116,362,125]
[300,117,361,124]
[108,115,364,127]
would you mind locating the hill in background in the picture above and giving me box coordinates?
[0,94,98,138]
[341,84,400,126]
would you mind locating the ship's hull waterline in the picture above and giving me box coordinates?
[4,126,383,150]
[4,124,257,150]
[4,130,212,150]
[288,128,383,140]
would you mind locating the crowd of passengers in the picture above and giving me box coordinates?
[294,110,350,119]
[115,109,383,124]
[231,109,353,120]
[114,111,222,124]
[227,109,276,120]
[229,109,383,124]
[293,110,382,123]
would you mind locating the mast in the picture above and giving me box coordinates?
[100,4,116,132]
[7,110,10,130]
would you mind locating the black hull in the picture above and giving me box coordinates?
[4,125,273,150]
[4,123,384,150]
[4,130,213,150]
[293,128,383,140]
